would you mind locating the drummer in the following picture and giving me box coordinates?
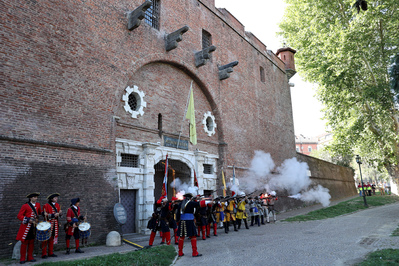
[16,192,42,264]
[65,197,85,254]
[41,193,62,259]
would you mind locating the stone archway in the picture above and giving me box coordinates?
[154,159,191,200]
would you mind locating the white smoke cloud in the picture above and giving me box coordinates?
[236,151,331,207]
[171,178,198,195]
[269,157,311,195]
[300,185,331,207]
[250,150,275,178]
[238,150,275,193]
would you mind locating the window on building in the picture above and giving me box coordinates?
[202,29,212,49]
[202,29,212,61]
[144,0,160,30]
[308,147,312,152]
[260,66,265,82]
[158,113,162,137]
[203,164,213,174]
[128,92,139,111]
[120,154,139,168]
[296,147,300,152]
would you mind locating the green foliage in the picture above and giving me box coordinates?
[283,194,399,222]
[356,249,399,265]
[279,0,399,177]
[36,245,176,266]
[391,225,399,236]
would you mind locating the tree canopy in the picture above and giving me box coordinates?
[279,1,399,179]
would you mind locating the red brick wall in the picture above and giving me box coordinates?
[1,0,295,257]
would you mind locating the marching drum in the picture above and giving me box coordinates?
[78,222,91,238]
[36,222,51,241]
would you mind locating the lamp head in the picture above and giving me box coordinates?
[356,155,362,164]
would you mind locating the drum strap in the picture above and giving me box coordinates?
[28,202,38,218]
[71,207,79,220]
[50,203,58,214]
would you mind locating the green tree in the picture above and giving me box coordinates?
[279,1,399,181]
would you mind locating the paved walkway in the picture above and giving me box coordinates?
[175,197,399,266]
[4,196,399,266]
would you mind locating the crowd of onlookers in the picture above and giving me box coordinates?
[357,181,391,196]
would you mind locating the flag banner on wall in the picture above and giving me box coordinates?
[185,82,197,145]
[161,154,168,197]
[232,165,236,196]
[222,170,226,197]
[194,170,199,188]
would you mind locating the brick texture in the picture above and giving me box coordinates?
[1,0,298,258]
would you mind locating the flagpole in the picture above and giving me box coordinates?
[177,81,193,149]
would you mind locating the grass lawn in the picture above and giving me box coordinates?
[356,249,399,265]
[283,194,399,222]
[35,245,176,266]
[283,194,399,265]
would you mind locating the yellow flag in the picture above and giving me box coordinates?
[185,83,197,145]
[222,170,226,197]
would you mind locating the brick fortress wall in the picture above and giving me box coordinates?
[1,0,297,258]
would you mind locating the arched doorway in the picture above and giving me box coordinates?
[154,159,191,200]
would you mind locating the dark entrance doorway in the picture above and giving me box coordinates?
[154,159,191,200]
[120,189,136,234]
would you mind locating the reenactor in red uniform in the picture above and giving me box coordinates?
[65,198,85,254]
[16,192,42,264]
[41,193,62,258]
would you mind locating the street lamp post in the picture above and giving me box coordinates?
[356,155,368,207]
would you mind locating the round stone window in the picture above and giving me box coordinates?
[122,85,146,118]
[202,111,216,136]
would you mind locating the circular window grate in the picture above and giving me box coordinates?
[122,85,146,118]
[202,111,216,136]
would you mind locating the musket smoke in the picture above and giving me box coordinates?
[237,151,331,207]
[171,178,198,195]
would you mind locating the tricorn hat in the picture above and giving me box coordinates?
[26,192,40,198]
[47,193,60,200]
[70,197,80,206]
[183,193,193,198]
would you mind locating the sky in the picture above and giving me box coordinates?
[215,0,327,137]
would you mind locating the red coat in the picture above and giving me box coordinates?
[16,202,42,241]
[43,202,61,240]
[66,206,80,236]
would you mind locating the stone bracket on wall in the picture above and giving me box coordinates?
[286,69,297,80]
[218,61,239,80]
[127,0,152,31]
[195,45,217,67]
[165,26,189,51]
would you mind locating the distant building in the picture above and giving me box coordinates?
[295,134,318,155]
[317,132,333,149]
[295,132,333,156]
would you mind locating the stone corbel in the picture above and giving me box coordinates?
[218,61,239,80]
[195,46,217,67]
[127,0,152,31]
[165,26,189,51]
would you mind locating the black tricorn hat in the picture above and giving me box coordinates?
[26,192,40,198]
[183,193,193,198]
[70,197,80,206]
[47,193,60,200]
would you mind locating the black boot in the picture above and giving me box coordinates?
[261,215,265,225]
[244,219,249,229]
[251,216,254,226]
[66,248,70,255]
[224,222,228,234]
[233,221,238,231]
[75,248,84,253]
[237,219,242,229]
